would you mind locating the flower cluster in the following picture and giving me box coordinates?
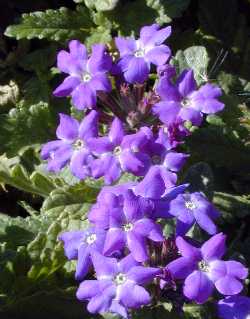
[41,23,248,318]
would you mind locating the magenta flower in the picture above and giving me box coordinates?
[41,111,98,179]
[53,40,112,109]
[167,234,248,304]
[76,252,160,317]
[59,227,106,280]
[153,69,224,126]
[218,296,250,319]
[115,24,171,83]
[169,192,220,235]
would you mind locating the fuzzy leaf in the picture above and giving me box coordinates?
[173,46,209,84]
[4,7,93,42]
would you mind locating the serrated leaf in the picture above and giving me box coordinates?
[146,0,190,23]
[5,7,93,42]
[173,46,209,84]
[84,0,119,11]
[0,156,61,197]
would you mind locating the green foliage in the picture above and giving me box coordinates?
[5,7,94,42]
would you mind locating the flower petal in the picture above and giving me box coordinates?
[118,282,151,308]
[88,137,114,154]
[78,110,99,140]
[167,257,197,279]
[177,69,196,97]
[115,37,136,56]
[127,266,160,285]
[71,83,96,110]
[41,140,64,160]
[193,208,217,235]
[118,254,139,273]
[201,233,226,261]
[178,107,203,126]
[145,45,171,66]
[215,275,243,296]
[176,236,201,259]
[70,149,91,180]
[53,76,80,97]
[124,57,150,84]
[127,231,148,262]
[184,270,214,303]
[103,228,126,256]
[56,113,79,141]
[225,261,248,280]
[133,218,163,242]
[164,152,188,172]
[69,40,87,60]
[109,117,124,145]
[87,284,116,314]
[75,246,91,280]
[89,73,112,92]
[58,230,84,259]
[91,251,118,279]
[88,44,112,74]
[153,101,181,125]
[47,145,72,172]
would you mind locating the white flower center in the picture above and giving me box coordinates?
[86,233,97,245]
[114,273,127,285]
[123,223,133,232]
[245,315,250,319]
[198,260,210,272]
[114,146,122,156]
[82,72,92,82]
[185,201,197,210]
[134,49,145,58]
[73,139,84,150]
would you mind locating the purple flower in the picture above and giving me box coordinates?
[167,233,248,304]
[218,296,250,319]
[89,189,163,262]
[169,192,220,235]
[115,24,171,83]
[59,227,106,280]
[41,111,98,179]
[76,252,160,317]
[153,69,224,126]
[89,118,153,184]
[53,40,112,110]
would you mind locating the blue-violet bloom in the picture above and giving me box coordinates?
[76,252,160,318]
[54,40,112,109]
[167,233,248,304]
[115,24,171,83]
[218,296,250,319]
[41,111,98,179]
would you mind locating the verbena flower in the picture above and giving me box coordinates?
[115,24,171,83]
[41,111,98,179]
[168,192,220,235]
[54,40,112,109]
[167,233,248,304]
[76,252,160,317]
[89,117,153,184]
[89,189,163,262]
[59,227,106,280]
[218,296,250,319]
[153,69,224,126]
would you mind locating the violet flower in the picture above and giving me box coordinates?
[218,296,250,319]
[167,233,248,304]
[41,110,98,179]
[53,40,112,109]
[153,69,224,126]
[88,117,153,184]
[59,227,106,280]
[89,189,163,262]
[115,24,171,83]
[76,252,160,317]
[169,192,220,235]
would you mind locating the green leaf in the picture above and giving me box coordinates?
[84,0,120,11]
[173,46,209,84]
[4,7,93,42]
[146,0,190,23]
[0,156,61,197]
[213,192,250,221]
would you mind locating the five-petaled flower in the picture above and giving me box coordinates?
[167,233,248,304]
[76,252,160,317]
[41,110,98,179]
[115,24,171,83]
[54,40,112,109]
